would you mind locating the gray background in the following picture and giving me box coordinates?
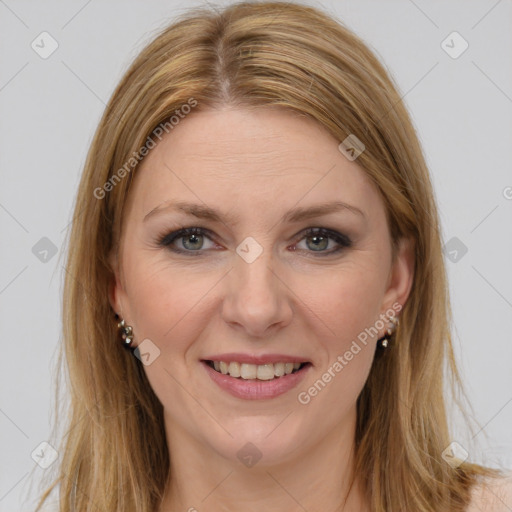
[1,0,511,510]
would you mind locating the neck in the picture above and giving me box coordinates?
[157,406,369,512]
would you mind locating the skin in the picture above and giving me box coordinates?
[467,475,512,512]
[109,107,415,512]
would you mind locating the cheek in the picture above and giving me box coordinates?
[123,247,388,353]
[122,251,219,350]
[301,260,387,344]
[293,262,386,402]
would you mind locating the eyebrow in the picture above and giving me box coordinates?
[143,200,365,224]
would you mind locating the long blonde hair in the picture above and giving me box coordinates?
[35,2,502,510]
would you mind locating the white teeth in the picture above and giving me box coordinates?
[228,361,241,377]
[274,362,285,377]
[240,363,257,379]
[210,360,305,380]
[257,364,275,380]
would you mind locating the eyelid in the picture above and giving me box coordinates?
[158,226,217,248]
[157,226,352,255]
[300,227,352,248]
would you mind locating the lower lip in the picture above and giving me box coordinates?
[201,361,312,400]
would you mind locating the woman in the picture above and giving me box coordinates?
[35,2,511,511]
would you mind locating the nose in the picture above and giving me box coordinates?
[221,245,293,338]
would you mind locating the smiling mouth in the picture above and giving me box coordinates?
[204,360,311,380]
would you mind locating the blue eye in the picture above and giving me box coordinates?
[158,227,216,254]
[158,227,351,256]
[297,227,352,254]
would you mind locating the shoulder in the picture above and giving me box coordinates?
[466,473,512,512]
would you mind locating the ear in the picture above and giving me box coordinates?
[381,237,415,316]
[108,250,125,316]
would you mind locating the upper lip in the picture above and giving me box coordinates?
[202,353,311,365]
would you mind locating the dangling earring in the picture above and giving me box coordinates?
[116,315,134,348]
[378,315,399,348]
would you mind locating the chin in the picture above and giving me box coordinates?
[203,417,306,468]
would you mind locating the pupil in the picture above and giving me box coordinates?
[308,235,327,251]
[184,234,202,250]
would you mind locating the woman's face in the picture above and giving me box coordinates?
[110,107,413,466]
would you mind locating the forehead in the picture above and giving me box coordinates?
[129,107,381,218]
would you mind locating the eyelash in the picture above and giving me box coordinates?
[157,226,352,257]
